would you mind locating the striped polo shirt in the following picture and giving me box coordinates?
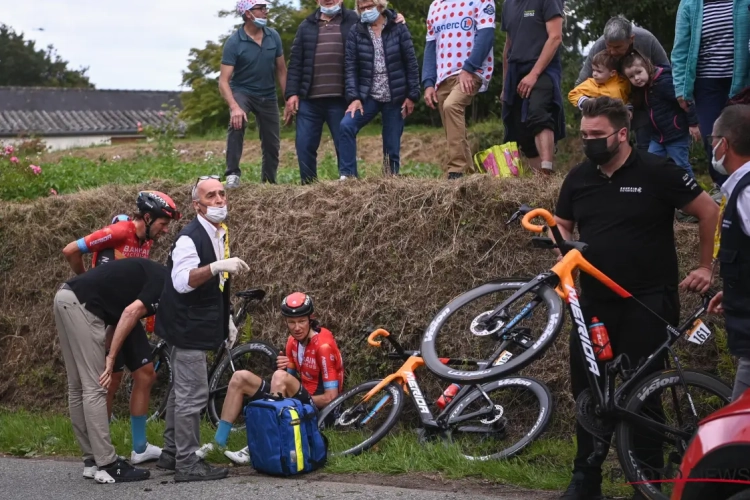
[696,0,734,78]
[308,16,346,99]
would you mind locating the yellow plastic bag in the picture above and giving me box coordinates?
[473,142,529,178]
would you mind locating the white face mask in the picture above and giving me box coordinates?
[712,139,728,176]
[202,205,227,224]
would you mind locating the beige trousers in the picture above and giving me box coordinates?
[53,286,117,467]
[437,75,480,175]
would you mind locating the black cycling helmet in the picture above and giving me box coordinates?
[280,292,314,318]
[136,191,181,240]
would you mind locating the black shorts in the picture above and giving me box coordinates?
[509,72,557,159]
[250,378,316,405]
[111,322,153,373]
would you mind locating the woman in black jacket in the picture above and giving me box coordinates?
[339,0,420,177]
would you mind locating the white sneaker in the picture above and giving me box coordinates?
[195,442,214,459]
[130,443,162,465]
[339,175,348,181]
[226,175,241,188]
[224,446,250,465]
[94,469,115,484]
[83,459,97,479]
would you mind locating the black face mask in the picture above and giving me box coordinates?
[582,131,621,166]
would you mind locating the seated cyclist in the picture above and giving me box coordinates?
[198,292,344,465]
[61,191,181,469]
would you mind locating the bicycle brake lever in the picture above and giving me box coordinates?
[505,210,522,226]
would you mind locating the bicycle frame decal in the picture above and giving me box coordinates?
[566,285,600,377]
[360,356,427,407]
[404,372,430,414]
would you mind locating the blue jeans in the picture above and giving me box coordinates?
[648,135,694,177]
[339,98,405,177]
[295,97,347,184]
[694,77,732,186]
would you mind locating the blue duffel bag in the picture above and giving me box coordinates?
[244,396,328,476]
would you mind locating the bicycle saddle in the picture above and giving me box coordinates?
[235,288,266,300]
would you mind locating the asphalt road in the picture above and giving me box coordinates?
[0,457,556,500]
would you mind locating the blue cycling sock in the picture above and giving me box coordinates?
[131,414,148,454]
[215,420,232,447]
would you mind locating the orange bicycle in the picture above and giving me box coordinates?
[419,205,732,500]
[316,328,552,460]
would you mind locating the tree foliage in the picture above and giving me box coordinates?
[0,24,93,88]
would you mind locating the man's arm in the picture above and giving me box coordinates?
[100,299,147,387]
[285,27,304,100]
[647,31,670,68]
[551,217,575,257]
[527,17,563,81]
[311,343,340,407]
[275,55,288,98]
[421,40,437,89]
[62,241,86,275]
[218,65,240,110]
[502,34,511,99]
[171,236,215,293]
[681,192,720,271]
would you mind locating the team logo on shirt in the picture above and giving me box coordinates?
[620,186,643,194]
[460,17,474,30]
[90,234,113,246]
[484,4,495,15]
[524,10,535,17]
[433,18,475,34]
[683,173,700,190]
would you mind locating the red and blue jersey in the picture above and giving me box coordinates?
[285,328,344,395]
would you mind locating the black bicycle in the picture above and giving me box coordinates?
[418,205,732,499]
[125,288,279,429]
[317,328,553,461]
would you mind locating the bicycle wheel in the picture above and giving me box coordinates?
[317,379,404,457]
[124,343,173,422]
[420,277,565,384]
[206,341,279,431]
[446,376,553,460]
[615,369,732,500]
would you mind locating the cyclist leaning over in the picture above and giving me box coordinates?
[198,292,344,465]
[61,191,181,470]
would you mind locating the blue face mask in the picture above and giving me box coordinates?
[320,3,341,16]
[253,17,268,28]
[360,8,380,24]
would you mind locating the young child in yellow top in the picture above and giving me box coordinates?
[568,50,631,109]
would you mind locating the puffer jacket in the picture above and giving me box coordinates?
[285,7,360,100]
[344,9,420,104]
[645,66,699,144]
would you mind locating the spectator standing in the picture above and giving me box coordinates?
[576,17,670,152]
[671,0,750,187]
[555,97,718,500]
[501,0,565,174]
[220,0,287,188]
[622,52,702,177]
[707,104,750,400]
[155,177,248,482]
[422,0,496,179]
[339,0,420,177]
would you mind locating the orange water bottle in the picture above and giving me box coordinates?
[436,383,461,409]
[589,317,613,361]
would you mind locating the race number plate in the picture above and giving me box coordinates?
[686,319,712,345]
[493,350,514,366]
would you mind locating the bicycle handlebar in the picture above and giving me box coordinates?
[521,208,557,234]
[368,328,390,347]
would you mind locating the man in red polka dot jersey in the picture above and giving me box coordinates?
[422,0,496,179]
[500,0,566,175]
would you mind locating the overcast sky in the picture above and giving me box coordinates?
[4,0,299,91]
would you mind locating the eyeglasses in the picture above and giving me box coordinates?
[706,135,724,144]
[250,5,268,12]
[193,174,221,192]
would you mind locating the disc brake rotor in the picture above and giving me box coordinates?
[480,404,504,425]
[470,311,505,337]
[575,388,615,436]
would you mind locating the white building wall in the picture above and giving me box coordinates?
[1,135,112,152]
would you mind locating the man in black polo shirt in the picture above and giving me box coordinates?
[554,97,719,500]
[54,258,167,484]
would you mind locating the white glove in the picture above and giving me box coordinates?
[209,257,249,276]
[227,316,238,349]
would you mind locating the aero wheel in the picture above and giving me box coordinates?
[207,341,279,431]
[317,380,404,457]
[447,376,553,460]
[124,342,173,422]
[420,277,565,384]
[614,369,732,500]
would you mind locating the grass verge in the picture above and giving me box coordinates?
[0,410,633,496]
